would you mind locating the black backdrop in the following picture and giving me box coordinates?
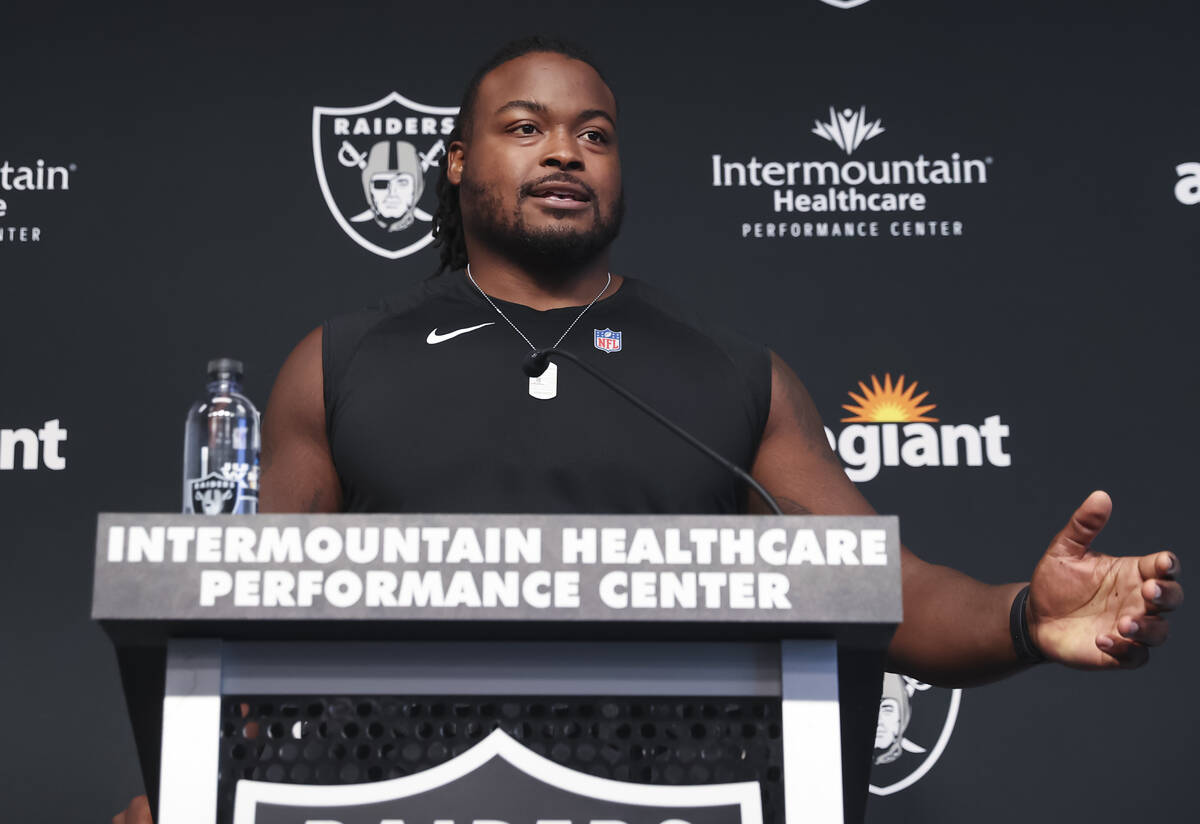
[2,1,1196,821]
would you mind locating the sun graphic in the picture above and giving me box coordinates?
[841,374,939,423]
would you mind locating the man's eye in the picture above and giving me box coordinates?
[513,124,538,135]
[582,130,607,143]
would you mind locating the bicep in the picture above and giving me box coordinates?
[749,351,876,516]
[259,325,342,513]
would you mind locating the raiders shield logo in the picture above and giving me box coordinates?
[188,471,240,515]
[233,728,761,824]
[868,672,962,796]
[313,92,459,259]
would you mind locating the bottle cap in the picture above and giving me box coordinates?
[207,358,245,381]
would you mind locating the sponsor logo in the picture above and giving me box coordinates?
[869,672,961,795]
[812,106,884,155]
[427,322,495,344]
[233,727,762,824]
[188,471,241,515]
[824,374,1011,482]
[594,328,622,352]
[0,159,76,245]
[1176,162,1200,205]
[712,107,993,241]
[313,92,459,260]
[0,419,67,470]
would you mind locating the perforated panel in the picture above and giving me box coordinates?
[217,696,784,824]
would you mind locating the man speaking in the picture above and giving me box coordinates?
[114,35,1182,824]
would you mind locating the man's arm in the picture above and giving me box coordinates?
[259,326,342,513]
[750,352,1181,686]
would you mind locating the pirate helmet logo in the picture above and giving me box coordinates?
[361,140,425,230]
[188,471,239,515]
[869,672,963,795]
[313,92,458,260]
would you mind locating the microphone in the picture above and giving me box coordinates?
[522,350,552,378]
[522,348,783,516]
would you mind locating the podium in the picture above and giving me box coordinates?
[93,514,902,824]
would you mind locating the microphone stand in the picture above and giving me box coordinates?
[524,348,784,516]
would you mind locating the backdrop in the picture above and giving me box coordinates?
[2,1,1196,821]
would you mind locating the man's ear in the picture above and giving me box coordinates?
[446,140,465,186]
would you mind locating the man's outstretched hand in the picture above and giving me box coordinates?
[1029,490,1183,669]
[113,795,152,824]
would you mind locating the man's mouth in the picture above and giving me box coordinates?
[527,180,593,206]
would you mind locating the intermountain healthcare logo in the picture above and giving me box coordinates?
[869,672,961,796]
[824,374,1011,482]
[711,106,993,241]
[0,159,76,245]
[1176,162,1200,205]
[233,728,761,824]
[812,106,884,155]
[313,92,458,260]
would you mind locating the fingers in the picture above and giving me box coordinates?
[1143,579,1184,613]
[1138,550,1182,582]
[1054,490,1112,557]
[1096,633,1150,669]
[1117,613,1170,646]
[130,795,153,824]
[113,795,152,824]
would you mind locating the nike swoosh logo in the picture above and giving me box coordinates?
[426,322,495,344]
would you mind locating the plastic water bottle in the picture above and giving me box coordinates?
[182,358,261,514]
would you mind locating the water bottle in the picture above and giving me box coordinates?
[182,358,261,514]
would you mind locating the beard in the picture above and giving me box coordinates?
[461,173,624,280]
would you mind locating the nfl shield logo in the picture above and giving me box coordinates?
[594,328,622,353]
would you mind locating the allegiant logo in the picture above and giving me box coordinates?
[824,375,1010,482]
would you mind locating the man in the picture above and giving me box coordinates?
[114,36,1181,824]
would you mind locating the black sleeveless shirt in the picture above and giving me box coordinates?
[323,274,771,514]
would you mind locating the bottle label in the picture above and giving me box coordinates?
[188,471,241,515]
[219,460,260,493]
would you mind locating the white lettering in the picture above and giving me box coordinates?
[199,570,232,606]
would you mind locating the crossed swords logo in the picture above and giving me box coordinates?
[337,138,446,224]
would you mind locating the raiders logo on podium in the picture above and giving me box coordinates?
[233,728,762,824]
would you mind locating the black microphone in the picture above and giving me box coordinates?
[522,348,783,516]
[522,350,552,378]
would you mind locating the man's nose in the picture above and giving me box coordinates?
[541,129,584,171]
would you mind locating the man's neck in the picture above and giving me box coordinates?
[464,250,621,310]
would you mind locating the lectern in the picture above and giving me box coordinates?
[93,514,901,824]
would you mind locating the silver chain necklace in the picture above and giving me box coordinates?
[466,264,612,400]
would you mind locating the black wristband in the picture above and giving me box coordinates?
[1010,584,1046,664]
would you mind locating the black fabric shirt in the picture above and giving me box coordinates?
[322,273,772,514]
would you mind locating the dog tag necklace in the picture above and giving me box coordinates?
[466,265,611,400]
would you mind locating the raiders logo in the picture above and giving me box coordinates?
[188,471,240,515]
[868,672,962,796]
[313,92,459,260]
[233,728,761,824]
